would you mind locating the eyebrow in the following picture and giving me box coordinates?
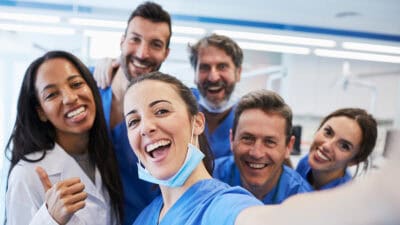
[125,99,172,117]
[39,74,81,94]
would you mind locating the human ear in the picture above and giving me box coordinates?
[36,107,48,122]
[120,34,126,50]
[285,135,296,159]
[193,112,205,136]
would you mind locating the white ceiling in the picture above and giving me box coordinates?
[1,0,400,42]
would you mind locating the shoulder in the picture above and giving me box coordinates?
[281,165,313,192]
[202,179,262,225]
[214,156,235,174]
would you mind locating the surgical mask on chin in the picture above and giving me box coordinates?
[198,92,238,114]
[137,143,205,187]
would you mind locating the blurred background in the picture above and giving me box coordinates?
[1,0,399,216]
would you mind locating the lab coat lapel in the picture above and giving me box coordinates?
[53,144,107,204]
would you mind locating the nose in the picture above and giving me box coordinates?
[136,42,150,59]
[320,138,335,152]
[140,117,156,137]
[62,89,78,105]
[207,67,220,82]
[248,140,264,159]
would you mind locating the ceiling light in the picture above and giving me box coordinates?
[171,36,198,45]
[172,26,206,35]
[314,49,400,64]
[0,12,60,23]
[83,30,122,38]
[69,18,126,29]
[0,23,74,35]
[238,41,310,54]
[342,42,400,55]
[214,30,336,47]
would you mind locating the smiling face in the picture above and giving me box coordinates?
[35,58,96,142]
[124,80,195,180]
[231,109,292,196]
[308,116,362,175]
[195,45,241,109]
[120,16,170,81]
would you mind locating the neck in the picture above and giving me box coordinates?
[311,168,346,189]
[202,107,232,133]
[56,133,89,155]
[158,163,211,222]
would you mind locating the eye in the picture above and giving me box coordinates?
[240,135,255,145]
[323,127,333,137]
[43,91,58,101]
[338,141,352,152]
[264,138,277,148]
[127,118,140,128]
[199,64,210,73]
[217,63,227,71]
[71,81,84,89]
[151,41,164,50]
[129,36,141,44]
[155,108,169,116]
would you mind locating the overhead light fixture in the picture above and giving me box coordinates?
[83,30,122,38]
[69,18,126,29]
[238,41,310,54]
[172,26,206,35]
[0,23,74,35]
[314,49,400,64]
[0,12,60,23]
[342,42,400,55]
[171,36,198,45]
[214,29,336,47]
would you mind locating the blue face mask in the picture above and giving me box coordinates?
[198,91,238,113]
[137,143,205,187]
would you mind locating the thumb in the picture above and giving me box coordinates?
[35,166,53,192]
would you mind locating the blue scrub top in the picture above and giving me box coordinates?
[133,179,263,225]
[213,155,312,204]
[191,88,234,159]
[296,154,352,190]
[100,87,159,225]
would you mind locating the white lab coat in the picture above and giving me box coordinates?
[5,143,116,225]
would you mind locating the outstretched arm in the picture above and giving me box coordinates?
[236,156,400,225]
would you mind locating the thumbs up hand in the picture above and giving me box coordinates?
[35,166,88,225]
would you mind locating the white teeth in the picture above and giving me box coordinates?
[146,140,171,152]
[317,149,329,161]
[67,106,85,118]
[133,60,147,68]
[208,86,222,91]
[248,163,267,169]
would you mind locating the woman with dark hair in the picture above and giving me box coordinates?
[296,108,377,190]
[5,50,123,225]
[123,71,262,225]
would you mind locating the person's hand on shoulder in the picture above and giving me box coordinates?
[35,166,87,225]
[93,57,120,89]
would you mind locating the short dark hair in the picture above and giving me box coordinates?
[318,108,377,173]
[188,33,243,70]
[5,50,124,223]
[126,71,214,174]
[126,1,172,48]
[232,89,293,144]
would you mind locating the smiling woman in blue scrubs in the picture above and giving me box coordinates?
[123,71,262,225]
[296,108,377,190]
